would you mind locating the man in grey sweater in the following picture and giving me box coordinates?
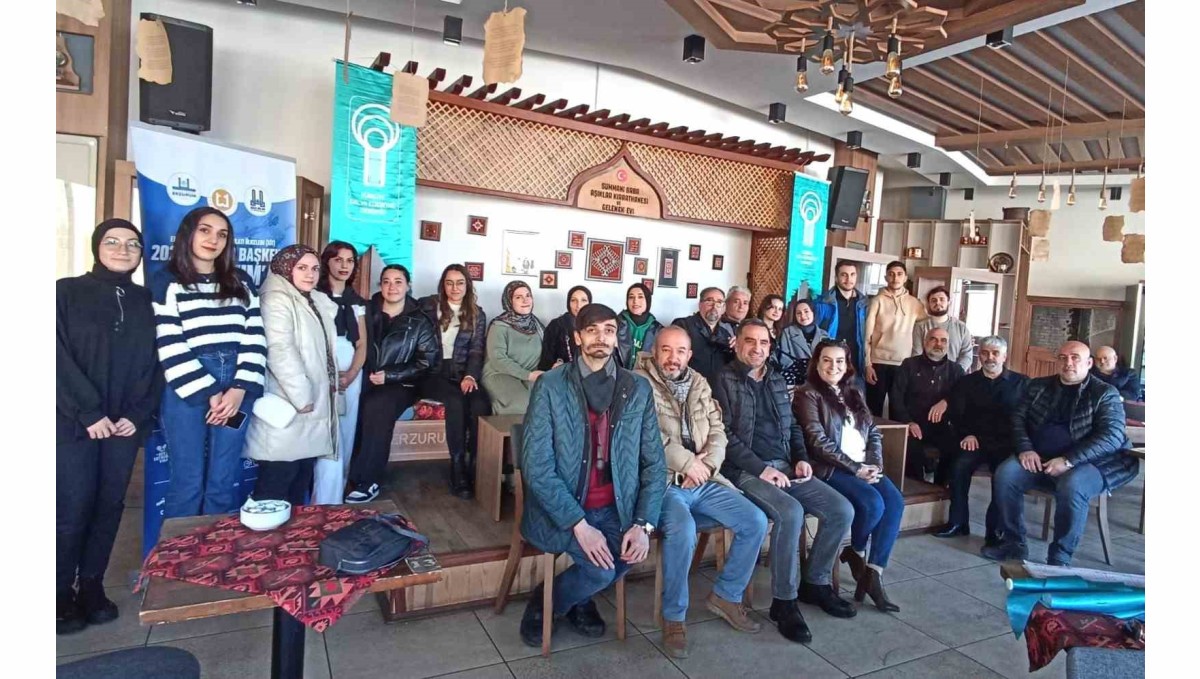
[911,286,974,372]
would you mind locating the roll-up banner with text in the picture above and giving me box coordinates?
[130,123,296,553]
[785,172,831,303]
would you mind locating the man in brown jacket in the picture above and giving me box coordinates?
[864,261,927,416]
[636,327,768,658]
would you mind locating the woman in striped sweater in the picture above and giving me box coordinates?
[152,207,266,517]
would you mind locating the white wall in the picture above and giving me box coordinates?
[944,187,1145,301]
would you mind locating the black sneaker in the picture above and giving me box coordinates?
[519,585,550,648]
[77,578,118,625]
[57,591,87,635]
[768,598,812,644]
[564,598,606,638]
[980,540,1028,562]
[345,483,380,504]
[797,581,856,619]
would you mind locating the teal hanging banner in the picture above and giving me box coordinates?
[330,61,417,267]
[784,172,831,302]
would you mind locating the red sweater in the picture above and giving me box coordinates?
[583,410,615,509]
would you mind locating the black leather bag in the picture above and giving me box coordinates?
[318,514,429,575]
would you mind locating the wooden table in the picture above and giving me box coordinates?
[875,417,911,492]
[476,414,524,522]
[139,501,442,679]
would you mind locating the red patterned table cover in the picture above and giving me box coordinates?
[1024,603,1146,671]
[136,505,412,632]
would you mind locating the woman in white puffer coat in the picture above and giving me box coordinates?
[244,245,339,504]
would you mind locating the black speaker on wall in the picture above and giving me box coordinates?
[825,166,869,230]
[139,14,213,132]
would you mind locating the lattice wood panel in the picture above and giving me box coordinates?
[418,100,621,200]
[750,233,789,310]
[627,143,793,231]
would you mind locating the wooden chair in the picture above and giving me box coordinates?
[1029,489,1113,565]
[493,424,628,657]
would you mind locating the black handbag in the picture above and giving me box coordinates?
[318,514,429,575]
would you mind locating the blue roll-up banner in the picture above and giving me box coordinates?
[330,61,417,269]
[784,172,831,302]
[130,123,296,554]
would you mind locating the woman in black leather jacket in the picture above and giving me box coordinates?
[419,264,490,499]
[793,339,902,613]
[345,264,440,503]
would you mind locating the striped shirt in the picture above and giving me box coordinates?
[152,270,267,403]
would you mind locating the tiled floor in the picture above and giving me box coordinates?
[59,475,1143,678]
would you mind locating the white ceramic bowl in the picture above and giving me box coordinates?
[240,498,292,531]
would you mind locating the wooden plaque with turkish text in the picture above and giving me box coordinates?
[571,155,663,220]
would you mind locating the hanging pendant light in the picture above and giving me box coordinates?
[1066,169,1077,205]
[795,39,809,93]
[834,64,848,104]
[1008,172,1018,199]
[819,21,835,75]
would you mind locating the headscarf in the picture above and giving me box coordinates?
[565,285,593,315]
[90,219,143,284]
[269,244,337,398]
[492,281,544,337]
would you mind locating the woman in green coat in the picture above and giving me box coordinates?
[482,281,546,415]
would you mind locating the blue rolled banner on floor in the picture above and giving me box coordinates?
[330,61,417,269]
[784,172,831,303]
[130,123,296,554]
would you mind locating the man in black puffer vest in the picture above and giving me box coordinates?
[982,341,1138,566]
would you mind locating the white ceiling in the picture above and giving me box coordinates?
[277,0,1137,187]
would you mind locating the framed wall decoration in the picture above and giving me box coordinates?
[568,230,586,249]
[641,278,655,293]
[688,244,701,261]
[626,237,642,255]
[555,250,573,269]
[633,257,648,276]
[686,283,699,299]
[585,238,625,283]
[658,247,680,288]
[465,262,485,281]
[419,220,442,242]
[539,270,559,289]
[502,230,540,277]
[712,254,724,271]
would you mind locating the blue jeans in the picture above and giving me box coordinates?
[659,483,768,622]
[160,350,257,517]
[823,469,904,568]
[992,456,1106,565]
[554,505,632,617]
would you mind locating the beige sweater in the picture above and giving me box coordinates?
[865,288,926,366]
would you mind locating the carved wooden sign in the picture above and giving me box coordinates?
[570,152,664,220]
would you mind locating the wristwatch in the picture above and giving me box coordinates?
[634,519,654,535]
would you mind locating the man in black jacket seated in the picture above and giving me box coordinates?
[672,287,736,384]
[933,335,1028,543]
[713,320,855,644]
[890,327,965,484]
[982,341,1138,566]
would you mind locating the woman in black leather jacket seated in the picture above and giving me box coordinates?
[793,339,903,613]
[345,264,440,503]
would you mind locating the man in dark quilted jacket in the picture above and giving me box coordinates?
[517,303,666,649]
[982,341,1138,566]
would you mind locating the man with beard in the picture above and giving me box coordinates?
[723,286,752,325]
[911,286,974,372]
[864,262,926,416]
[982,341,1137,566]
[517,304,666,650]
[933,336,1028,543]
[713,320,856,645]
[813,260,869,375]
[673,287,736,384]
[635,327,768,658]
[890,327,964,484]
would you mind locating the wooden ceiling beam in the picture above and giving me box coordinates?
[986,157,1144,176]
[1033,32,1144,113]
[911,67,1031,129]
[936,118,1145,149]
[946,56,1065,124]
[978,48,1107,121]
[1083,16,1143,67]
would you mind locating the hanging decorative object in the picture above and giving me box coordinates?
[1121,234,1145,263]
[1102,215,1125,242]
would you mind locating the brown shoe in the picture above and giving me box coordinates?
[705,592,762,633]
[662,620,689,659]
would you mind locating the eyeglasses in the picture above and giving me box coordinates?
[101,238,143,253]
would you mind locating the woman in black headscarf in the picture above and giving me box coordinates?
[539,285,591,370]
[57,220,162,635]
[483,281,546,415]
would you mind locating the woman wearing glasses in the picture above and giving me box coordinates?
[57,220,162,634]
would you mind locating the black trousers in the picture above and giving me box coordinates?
[866,363,899,417]
[421,370,490,464]
[253,458,317,505]
[57,433,141,594]
[348,382,419,488]
[904,421,959,485]
[947,442,1008,537]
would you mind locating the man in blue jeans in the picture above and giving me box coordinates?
[982,341,1138,566]
[517,304,666,648]
[635,327,768,658]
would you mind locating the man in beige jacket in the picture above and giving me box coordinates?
[636,327,768,659]
[864,261,927,416]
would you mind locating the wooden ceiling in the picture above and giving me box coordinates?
[855,1,1145,175]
